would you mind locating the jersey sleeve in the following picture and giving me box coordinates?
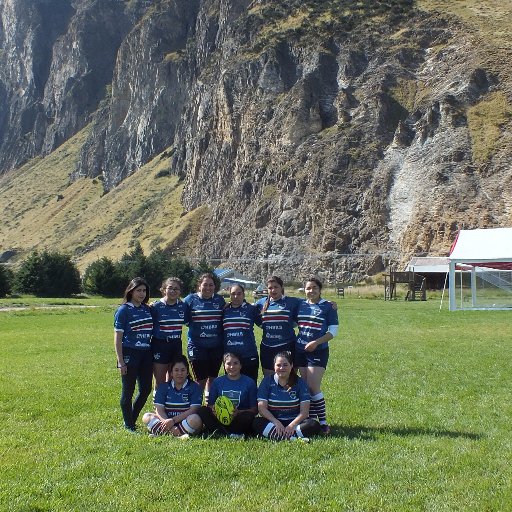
[113,305,127,331]
[208,378,220,406]
[248,379,257,408]
[326,304,339,327]
[190,382,204,407]
[257,376,271,402]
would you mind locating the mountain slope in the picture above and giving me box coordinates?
[1,0,511,281]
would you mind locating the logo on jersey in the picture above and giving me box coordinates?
[289,391,297,400]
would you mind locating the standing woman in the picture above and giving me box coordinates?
[295,277,339,435]
[255,276,301,377]
[222,284,260,382]
[184,273,226,400]
[142,355,203,438]
[150,277,190,388]
[114,277,154,431]
[252,351,321,441]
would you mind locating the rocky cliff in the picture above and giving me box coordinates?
[1,0,511,280]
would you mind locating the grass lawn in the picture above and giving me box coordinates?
[1,296,511,511]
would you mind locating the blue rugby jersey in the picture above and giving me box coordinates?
[208,374,257,410]
[114,302,153,350]
[222,301,259,358]
[183,293,225,349]
[255,296,301,348]
[150,298,190,341]
[296,299,338,353]
[153,378,203,418]
[257,374,310,421]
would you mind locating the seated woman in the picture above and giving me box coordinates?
[252,351,321,442]
[142,355,203,438]
[197,352,257,437]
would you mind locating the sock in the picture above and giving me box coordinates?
[311,392,327,424]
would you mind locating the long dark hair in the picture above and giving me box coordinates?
[274,351,298,390]
[123,277,150,304]
[262,275,284,313]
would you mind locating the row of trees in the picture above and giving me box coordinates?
[0,243,214,298]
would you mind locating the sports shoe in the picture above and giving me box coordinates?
[290,435,310,443]
[229,433,245,440]
[320,424,331,436]
[178,433,190,440]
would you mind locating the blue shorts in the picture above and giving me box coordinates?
[260,343,295,372]
[152,337,183,365]
[294,347,329,369]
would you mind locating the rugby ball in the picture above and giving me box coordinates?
[214,395,234,426]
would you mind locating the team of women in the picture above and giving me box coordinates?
[113,272,339,441]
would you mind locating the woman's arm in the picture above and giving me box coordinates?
[258,400,285,433]
[304,331,333,352]
[114,331,127,375]
[284,401,310,435]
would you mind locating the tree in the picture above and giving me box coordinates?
[14,250,81,297]
[0,264,13,298]
[82,257,125,297]
[145,249,196,296]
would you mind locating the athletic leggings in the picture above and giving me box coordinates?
[120,349,153,429]
[252,416,321,440]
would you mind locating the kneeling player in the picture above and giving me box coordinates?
[252,351,321,442]
[143,355,203,438]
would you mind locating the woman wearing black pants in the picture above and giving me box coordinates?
[114,277,154,431]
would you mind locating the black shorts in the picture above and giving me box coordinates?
[188,345,223,381]
[260,343,294,372]
[240,356,259,383]
[294,347,329,369]
[152,337,183,365]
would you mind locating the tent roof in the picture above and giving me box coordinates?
[449,228,512,268]
[406,257,449,273]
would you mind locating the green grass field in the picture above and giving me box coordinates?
[1,296,511,511]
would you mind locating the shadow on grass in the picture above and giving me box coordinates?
[332,424,483,441]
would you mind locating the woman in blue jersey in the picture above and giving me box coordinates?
[184,273,226,398]
[114,277,153,431]
[222,284,260,382]
[142,355,203,438]
[295,277,339,435]
[255,276,301,377]
[252,351,321,441]
[197,352,258,437]
[150,277,190,388]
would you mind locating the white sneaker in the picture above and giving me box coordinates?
[178,434,190,440]
[229,433,245,440]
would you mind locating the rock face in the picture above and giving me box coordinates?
[1,0,512,279]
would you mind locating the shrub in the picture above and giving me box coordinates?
[82,257,125,297]
[13,251,81,297]
[0,264,13,297]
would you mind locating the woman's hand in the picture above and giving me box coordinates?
[272,420,286,435]
[118,364,128,376]
[284,425,296,438]
[161,417,175,432]
[304,340,318,352]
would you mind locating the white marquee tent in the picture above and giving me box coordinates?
[448,227,512,310]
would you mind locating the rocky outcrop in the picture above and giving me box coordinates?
[1,0,511,280]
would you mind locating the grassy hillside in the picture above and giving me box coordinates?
[0,126,203,271]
